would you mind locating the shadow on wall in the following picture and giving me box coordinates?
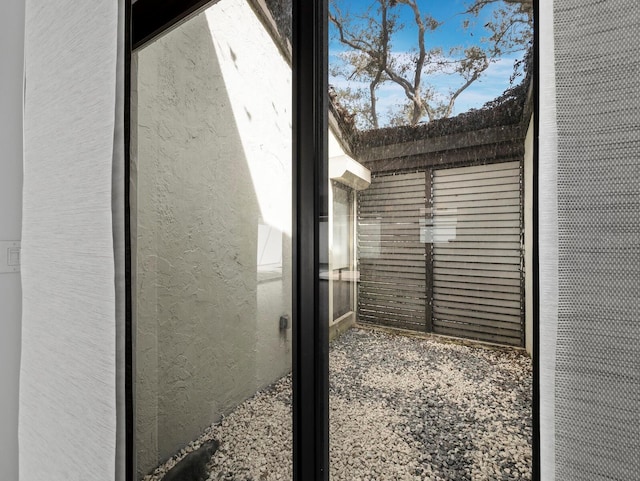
[132,8,292,477]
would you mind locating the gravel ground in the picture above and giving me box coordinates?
[143,327,532,481]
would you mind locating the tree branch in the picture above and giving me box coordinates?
[396,0,427,93]
[465,0,532,17]
[329,11,377,58]
[443,69,482,118]
[369,70,383,129]
[383,66,416,102]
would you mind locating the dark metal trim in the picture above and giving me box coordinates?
[132,0,214,50]
[292,0,329,479]
[520,157,526,349]
[424,169,434,333]
[124,0,134,479]
[532,0,540,476]
[361,143,525,174]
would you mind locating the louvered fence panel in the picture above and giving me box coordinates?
[357,171,427,331]
[432,161,524,346]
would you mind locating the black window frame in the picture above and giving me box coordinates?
[124,0,539,480]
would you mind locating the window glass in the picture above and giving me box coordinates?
[327,0,534,479]
[132,1,293,479]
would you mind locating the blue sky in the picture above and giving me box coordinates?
[329,0,529,126]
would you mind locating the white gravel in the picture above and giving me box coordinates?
[143,327,532,481]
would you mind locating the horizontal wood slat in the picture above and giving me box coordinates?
[359,309,425,320]
[361,263,426,274]
[434,248,521,258]
[359,254,425,262]
[433,323,522,346]
[433,266,520,280]
[435,191,520,204]
[433,182,520,195]
[433,305,521,324]
[359,204,426,213]
[433,286,521,301]
[434,254,521,265]
[447,212,520,221]
[432,173,520,189]
[434,171,519,184]
[433,325,521,346]
[359,229,422,237]
[434,161,520,177]
[360,283,427,295]
[359,315,425,331]
[367,179,426,192]
[433,198,520,209]
[359,299,427,313]
[441,220,521,229]
[435,241,521,250]
[359,250,426,259]
[358,215,425,222]
[359,303,425,317]
[434,298,521,316]
[359,240,426,248]
[359,200,426,209]
[359,296,427,310]
[373,172,425,181]
[433,275,521,288]
[435,234,521,243]
[359,289,427,302]
[434,317,521,334]
[445,227,520,235]
[360,278,425,287]
[363,191,427,201]
[431,205,520,215]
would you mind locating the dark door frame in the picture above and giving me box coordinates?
[124,0,539,480]
[125,0,328,480]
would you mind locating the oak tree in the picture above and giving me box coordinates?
[329,0,532,129]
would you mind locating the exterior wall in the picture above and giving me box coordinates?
[328,133,369,336]
[524,115,534,356]
[133,1,292,475]
[327,133,349,325]
[0,1,24,479]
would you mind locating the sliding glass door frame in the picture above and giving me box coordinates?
[291,1,330,480]
[532,0,540,477]
[125,0,329,480]
[124,1,539,480]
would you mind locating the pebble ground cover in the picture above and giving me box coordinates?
[143,327,532,481]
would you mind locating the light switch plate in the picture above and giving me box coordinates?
[0,241,21,273]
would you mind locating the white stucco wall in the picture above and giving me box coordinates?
[133,1,292,475]
[327,125,370,328]
[524,115,534,356]
[0,2,24,479]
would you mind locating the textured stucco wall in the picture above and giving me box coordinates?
[133,1,292,475]
[524,115,534,356]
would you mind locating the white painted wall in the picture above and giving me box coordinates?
[0,1,24,479]
[327,134,370,329]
